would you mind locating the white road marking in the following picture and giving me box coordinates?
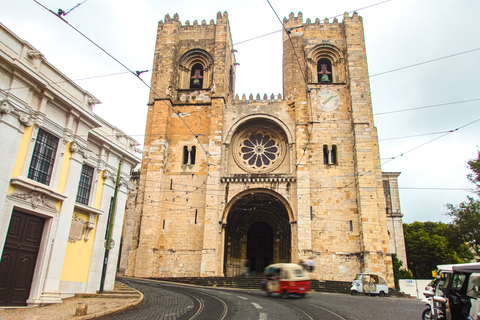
[259,313,268,320]
[252,302,263,309]
[237,295,248,300]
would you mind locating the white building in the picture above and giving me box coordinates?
[0,23,140,306]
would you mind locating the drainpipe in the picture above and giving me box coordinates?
[99,160,122,293]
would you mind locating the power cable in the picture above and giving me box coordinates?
[374,98,480,116]
[33,0,214,193]
[4,70,149,92]
[381,118,480,160]
[57,0,88,16]
[370,47,480,78]
[231,0,393,47]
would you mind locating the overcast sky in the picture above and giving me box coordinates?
[2,0,479,224]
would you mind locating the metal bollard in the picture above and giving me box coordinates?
[75,302,88,316]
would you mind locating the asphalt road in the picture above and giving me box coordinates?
[100,277,426,320]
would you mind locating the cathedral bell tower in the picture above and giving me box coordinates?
[130,12,236,277]
[282,12,393,280]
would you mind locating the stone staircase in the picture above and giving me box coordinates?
[76,281,141,299]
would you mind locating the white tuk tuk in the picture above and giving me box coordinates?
[350,273,389,297]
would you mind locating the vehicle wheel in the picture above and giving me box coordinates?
[282,290,289,299]
[422,308,432,320]
[350,290,357,296]
[379,291,386,297]
[299,293,306,298]
[266,291,271,297]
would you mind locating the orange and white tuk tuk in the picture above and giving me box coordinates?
[263,263,310,298]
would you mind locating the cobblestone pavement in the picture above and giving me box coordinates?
[0,278,427,320]
[104,278,426,320]
[0,281,142,320]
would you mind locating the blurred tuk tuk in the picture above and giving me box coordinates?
[263,263,310,298]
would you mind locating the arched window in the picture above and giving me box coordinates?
[178,49,213,90]
[317,58,332,83]
[307,44,346,84]
[323,145,329,164]
[190,146,196,165]
[190,63,204,89]
[331,145,337,165]
[182,146,197,165]
[183,146,189,164]
[323,145,338,165]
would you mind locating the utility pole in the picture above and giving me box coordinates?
[99,160,122,293]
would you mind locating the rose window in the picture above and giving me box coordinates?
[233,128,286,173]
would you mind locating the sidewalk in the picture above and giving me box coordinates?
[0,281,143,320]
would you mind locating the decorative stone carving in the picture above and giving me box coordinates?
[31,125,39,142]
[116,130,125,139]
[166,86,172,96]
[83,151,92,159]
[18,113,34,126]
[9,190,56,210]
[70,141,79,153]
[68,214,85,243]
[0,100,12,114]
[129,139,140,147]
[87,97,101,106]
[211,83,216,93]
[102,170,111,180]
[27,50,44,60]
[84,214,96,242]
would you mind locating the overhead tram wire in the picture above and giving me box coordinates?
[231,0,393,48]
[374,98,480,116]
[369,47,480,78]
[265,0,315,178]
[33,0,214,193]
[4,70,147,91]
[380,118,480,161]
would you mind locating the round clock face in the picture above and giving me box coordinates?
[316,89,340,111]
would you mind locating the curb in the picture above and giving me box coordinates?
[75,285,144,319]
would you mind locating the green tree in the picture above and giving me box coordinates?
[403,221,473,278]
[446,197,480,256]
[446,150,480,256]
[467,150,480,192]
[392,254,412,290]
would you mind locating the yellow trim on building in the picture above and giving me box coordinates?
[58,142,72,194]
[95,170,106,209]
[8,126,34,195]
[60,212,97,283]
[61,171,106,283]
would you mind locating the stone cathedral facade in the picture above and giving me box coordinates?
[120,11,407,286]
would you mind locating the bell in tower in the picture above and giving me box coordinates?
[318,63,332,83]
[190,63,204,89]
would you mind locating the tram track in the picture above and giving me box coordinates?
[120,277,229,320]
[116,277,346,320]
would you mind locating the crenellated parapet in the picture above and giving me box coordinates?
[231,93,284,104]
[158,11,229,30]
[282,11,361,31]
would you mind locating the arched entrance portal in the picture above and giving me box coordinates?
[223,191,291,277]
[247,222,273,273]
